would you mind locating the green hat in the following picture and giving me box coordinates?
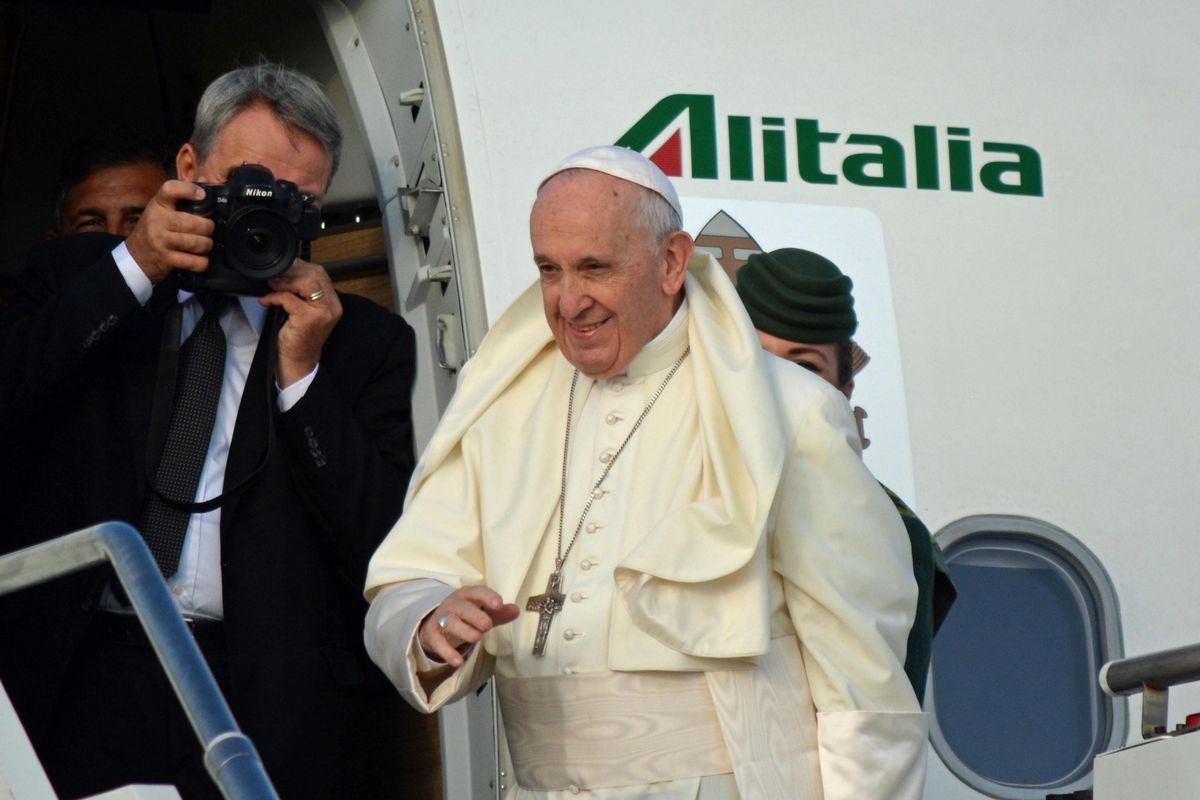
[735,248,857,343]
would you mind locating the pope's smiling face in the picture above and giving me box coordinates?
[531,170,686,379]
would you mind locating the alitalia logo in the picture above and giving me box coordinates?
[616,94,1043,197]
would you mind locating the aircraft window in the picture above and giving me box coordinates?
[928,516,1126,798]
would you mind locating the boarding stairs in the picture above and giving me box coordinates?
[0,522,277,800]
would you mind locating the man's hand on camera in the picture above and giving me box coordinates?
[125,181,215,284]
[260,259,343,389]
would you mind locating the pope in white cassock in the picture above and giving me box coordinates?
[364,145,928,799]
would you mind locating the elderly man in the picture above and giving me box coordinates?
[49,128,171,238]
[734,247,957,704]
[365,146,926,798]
[0,64,415,799]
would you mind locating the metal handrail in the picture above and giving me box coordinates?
[1101,642,1200,739]
[1100,643,1200,696]
[0,522,278,799]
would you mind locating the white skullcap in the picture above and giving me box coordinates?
[539,144,683,219]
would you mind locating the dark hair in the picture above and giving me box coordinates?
[52,128,172,231]
[190,62,342,182]
[835,339,853,388]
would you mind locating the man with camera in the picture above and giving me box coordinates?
[0,63,416,799]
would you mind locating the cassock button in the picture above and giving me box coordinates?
[598,449,615,465]
[568,784,581,794]
[570,592,584,602]
[605,413,622,426]
[563,629,579,641]
[579,559,593,570]
[585,522,601,534]
[610,381,625,393]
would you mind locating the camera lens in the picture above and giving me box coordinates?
[226,207,297,279]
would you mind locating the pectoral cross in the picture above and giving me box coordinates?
[526,570,565,657]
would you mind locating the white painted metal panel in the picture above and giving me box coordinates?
[0,679,54,799]
[1094,732,1200,799]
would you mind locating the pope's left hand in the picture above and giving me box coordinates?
[261,259,343,389]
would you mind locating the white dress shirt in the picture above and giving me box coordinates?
[103,241,316,619]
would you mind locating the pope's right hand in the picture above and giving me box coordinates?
[125,180,215,284]
[419,586,520,667]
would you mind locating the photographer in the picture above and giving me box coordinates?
[0,63,416,799]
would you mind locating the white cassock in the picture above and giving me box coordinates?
[365,254,928,799]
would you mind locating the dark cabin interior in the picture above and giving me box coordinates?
[0,0,393,311]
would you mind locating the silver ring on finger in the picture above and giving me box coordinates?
[437,613,452,630]
[306,289,325,303]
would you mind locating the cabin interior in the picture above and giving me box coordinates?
[0,0,393,312]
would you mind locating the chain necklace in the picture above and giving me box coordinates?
[526,346,690,656]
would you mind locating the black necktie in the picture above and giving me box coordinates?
[139,293,229,577]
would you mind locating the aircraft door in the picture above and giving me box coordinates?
[308,2,501,799]
[309,0,488,453]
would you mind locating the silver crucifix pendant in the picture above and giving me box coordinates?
[526,570,565,657]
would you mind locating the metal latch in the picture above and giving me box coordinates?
[417,264,453,284]
[401,183,443,237]
[398,87,425,107]
[436,313,466,371]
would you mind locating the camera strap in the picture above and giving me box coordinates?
[144,299,279,514]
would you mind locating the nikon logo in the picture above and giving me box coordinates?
[616,94,1043,197]
[244,187,274,198]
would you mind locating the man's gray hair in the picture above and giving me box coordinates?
[191,62,343,183]
[544,167,682,247]
[629,182,682,247]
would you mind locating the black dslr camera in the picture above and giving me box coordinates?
[175,163,321,295]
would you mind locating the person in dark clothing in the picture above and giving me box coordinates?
[49,127,173,238]
[0,63,417,799]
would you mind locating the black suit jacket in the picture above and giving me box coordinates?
[0,233,417,798]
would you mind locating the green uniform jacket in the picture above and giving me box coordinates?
[882,485,957,704]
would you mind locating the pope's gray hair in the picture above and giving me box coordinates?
[630,182,682,247]
[190,62,343,182]
[542,167,682,248]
